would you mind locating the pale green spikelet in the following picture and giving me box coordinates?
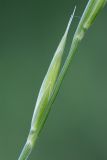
[31,7,76,131]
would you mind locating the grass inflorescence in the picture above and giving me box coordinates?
[18,0,107,159]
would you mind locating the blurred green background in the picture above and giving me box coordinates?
[0,0,107,159]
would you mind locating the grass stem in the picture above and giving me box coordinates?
[18,1,107,159]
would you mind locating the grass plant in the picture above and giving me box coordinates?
[18,0,107,159]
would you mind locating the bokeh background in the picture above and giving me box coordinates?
[0,0,107,159]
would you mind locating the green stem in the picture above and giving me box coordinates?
[18,130,38,160]
[18,143,32,160]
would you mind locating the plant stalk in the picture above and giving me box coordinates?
[18,0,107,159]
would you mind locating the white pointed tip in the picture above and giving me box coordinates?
[65,6,76,35]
